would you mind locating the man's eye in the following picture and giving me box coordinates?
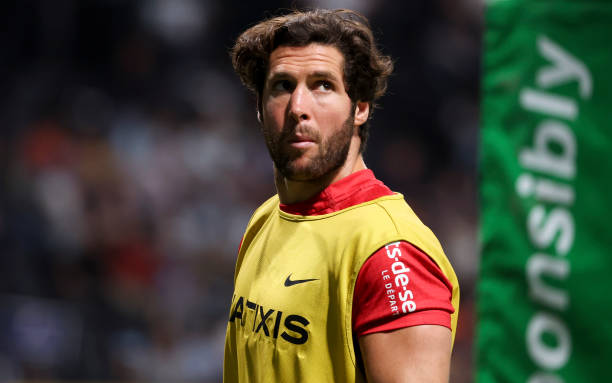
[316,81,333,91]
[272,80,292,91]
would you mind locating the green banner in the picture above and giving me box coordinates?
[477,1,612,382]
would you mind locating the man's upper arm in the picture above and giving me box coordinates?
[358,324,452,383]
[352,241,455,382]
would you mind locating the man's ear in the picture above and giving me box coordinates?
[354,101,370,127]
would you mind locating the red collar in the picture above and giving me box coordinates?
[279,169,394,216]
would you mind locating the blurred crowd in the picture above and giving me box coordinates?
[0,0,481,382]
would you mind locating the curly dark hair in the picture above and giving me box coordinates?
[231,8,394,152]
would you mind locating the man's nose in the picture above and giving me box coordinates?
[288,85,311,122]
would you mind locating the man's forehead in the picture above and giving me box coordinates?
[267,44,345,78]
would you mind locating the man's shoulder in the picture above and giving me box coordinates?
[244,194,279,233]
[254,194,280,216]
[350,193,417,224]
[237,195,279,259]
[353,195,442,250]
[370,194,420,222]
[330,194,422,239]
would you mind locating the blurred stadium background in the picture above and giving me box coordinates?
[0,0,481,381]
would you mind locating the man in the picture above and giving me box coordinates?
[224,9,459,382]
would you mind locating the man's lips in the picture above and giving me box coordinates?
[287,135,316,148]
[289,141,314,149]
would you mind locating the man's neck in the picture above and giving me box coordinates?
[275,155,367,205]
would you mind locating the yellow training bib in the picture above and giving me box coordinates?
[224,194,459,382]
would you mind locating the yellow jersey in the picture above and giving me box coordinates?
[224,191,459,382]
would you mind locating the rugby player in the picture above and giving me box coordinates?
[224,8,459,382]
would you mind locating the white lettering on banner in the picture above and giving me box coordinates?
[516,34,592,383]
[527,312,571,369]
[527,206,574,256]
[516,173,575,205]
[528,372,564,383]
[527,254,570,311]
[536,35,592,99]
[519,120,577,179]
[520,89,577,120]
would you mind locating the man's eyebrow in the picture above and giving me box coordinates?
[311,71,341,82]
[267,70,341,82]
[266,71,292,81]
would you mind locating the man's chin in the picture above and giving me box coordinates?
[280,164,343,183]
[275,153,345,182]
[277,161,321,182]
[280,168,317,182]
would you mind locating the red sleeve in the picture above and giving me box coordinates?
[352,241,454,337]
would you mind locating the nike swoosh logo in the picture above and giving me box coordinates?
[284,274,318,287]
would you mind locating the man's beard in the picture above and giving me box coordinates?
[263,113,355,182]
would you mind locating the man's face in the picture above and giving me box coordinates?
[260,43,358,182]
